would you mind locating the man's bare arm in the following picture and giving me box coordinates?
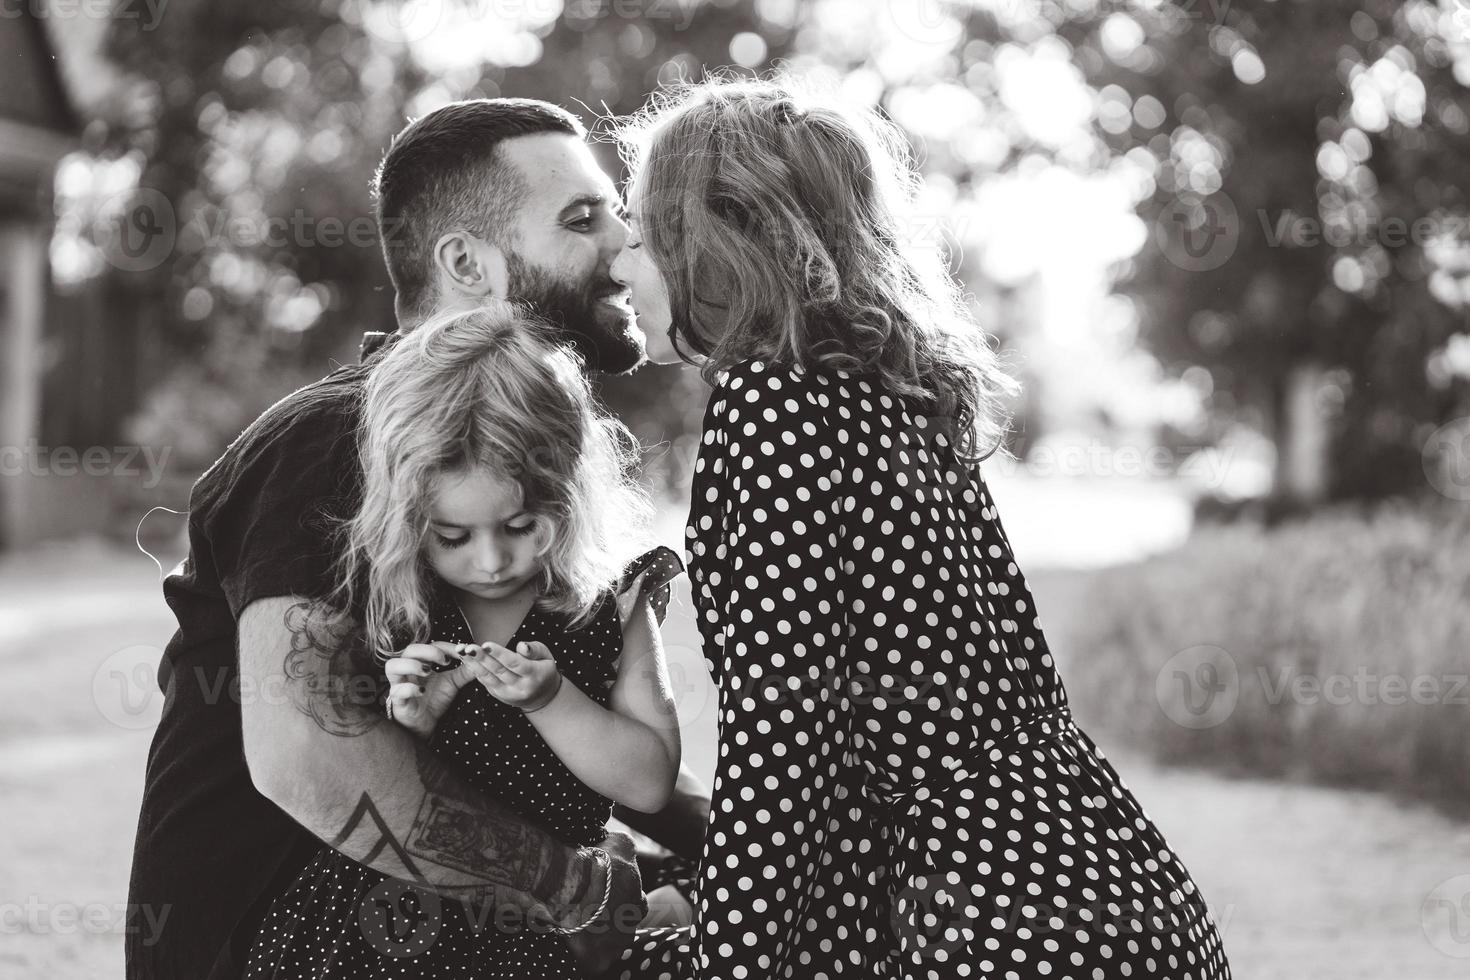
[237,595,635,933]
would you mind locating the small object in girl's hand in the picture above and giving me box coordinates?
[430,654,464,673]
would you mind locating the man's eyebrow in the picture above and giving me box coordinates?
[557,192,608,219]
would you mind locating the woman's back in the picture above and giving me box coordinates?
[818,362,1073,802]
[679,356,1229,978]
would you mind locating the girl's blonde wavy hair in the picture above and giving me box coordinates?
[336,302,653,658]
[614,74,1020,461]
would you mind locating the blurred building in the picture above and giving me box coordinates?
[0,11,78,549]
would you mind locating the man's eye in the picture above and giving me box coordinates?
[567,214,594,230]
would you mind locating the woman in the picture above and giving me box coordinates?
[608,77,1232,980]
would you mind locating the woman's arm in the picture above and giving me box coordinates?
[477,595,682,813]
[686,364,855,979]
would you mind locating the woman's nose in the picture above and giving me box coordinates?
[609,243,632,287]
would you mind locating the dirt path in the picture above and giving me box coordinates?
[1100,745,1470,979]
[4,540,1469,978]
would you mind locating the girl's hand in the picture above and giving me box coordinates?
[473,640,562,712]
[384,641,478,738]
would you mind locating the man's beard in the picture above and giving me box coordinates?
[505,253,645,375]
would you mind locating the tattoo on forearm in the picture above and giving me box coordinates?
[281,599,383,736]
[327,738,569,906]
[407,740,555,891]
[332,792,425,877]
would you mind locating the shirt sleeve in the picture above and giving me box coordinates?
[685,362,854,980]
[197,378,363,621]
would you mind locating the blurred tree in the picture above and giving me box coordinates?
[73,0,1470,508]
[1044,0,1470,504]
[71,0,781,478]
[792,0,1470,505]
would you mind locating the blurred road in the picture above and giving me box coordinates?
[3,534,1469,978]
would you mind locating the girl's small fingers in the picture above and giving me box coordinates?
[454,649,496,679]
[430,640,471,662]
[482,644,527,677]
[398,643,438,662]
[518,641,552,662]
[389,682,423,704]
[384,658,430,682]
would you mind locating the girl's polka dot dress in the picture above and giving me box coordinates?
[618,360,1231,980]
[243,546,684,979]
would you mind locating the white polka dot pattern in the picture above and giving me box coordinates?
[241,546,686,978]
[616,360,1231,980]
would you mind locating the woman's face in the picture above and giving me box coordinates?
[610,179,678,365]
[423,466,547,602]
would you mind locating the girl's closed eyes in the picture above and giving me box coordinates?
[433,519,539,549]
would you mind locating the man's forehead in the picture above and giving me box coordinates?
[499,132,616,210]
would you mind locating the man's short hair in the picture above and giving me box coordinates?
[373,98,585,326]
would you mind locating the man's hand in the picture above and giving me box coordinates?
[562,831,647,974]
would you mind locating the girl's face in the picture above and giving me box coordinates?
[424,467,547,601]
[610,179,678,365]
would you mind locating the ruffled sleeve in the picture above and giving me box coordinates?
[613,545,686,629]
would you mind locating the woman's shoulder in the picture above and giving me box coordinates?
[708,356,899,435]
[708,356,859,414]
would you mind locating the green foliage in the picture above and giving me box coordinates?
[1049,493,1470,812]
[77,1,1470,500]
[1045,0,1470,499]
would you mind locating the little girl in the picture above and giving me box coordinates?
[244,303,684,978]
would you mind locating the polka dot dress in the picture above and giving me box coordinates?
[617,361,1231,980]
[243,546,685,979]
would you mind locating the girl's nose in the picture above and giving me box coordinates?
[474,539,508,577]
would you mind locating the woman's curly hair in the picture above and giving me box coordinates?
[614,73,1020,462]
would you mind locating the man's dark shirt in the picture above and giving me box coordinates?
[125,345,384,980]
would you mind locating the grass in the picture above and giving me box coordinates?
[1045,494,1470,814]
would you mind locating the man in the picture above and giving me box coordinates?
[125,98,706,980]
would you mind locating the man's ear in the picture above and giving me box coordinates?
[432,230,510,300]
